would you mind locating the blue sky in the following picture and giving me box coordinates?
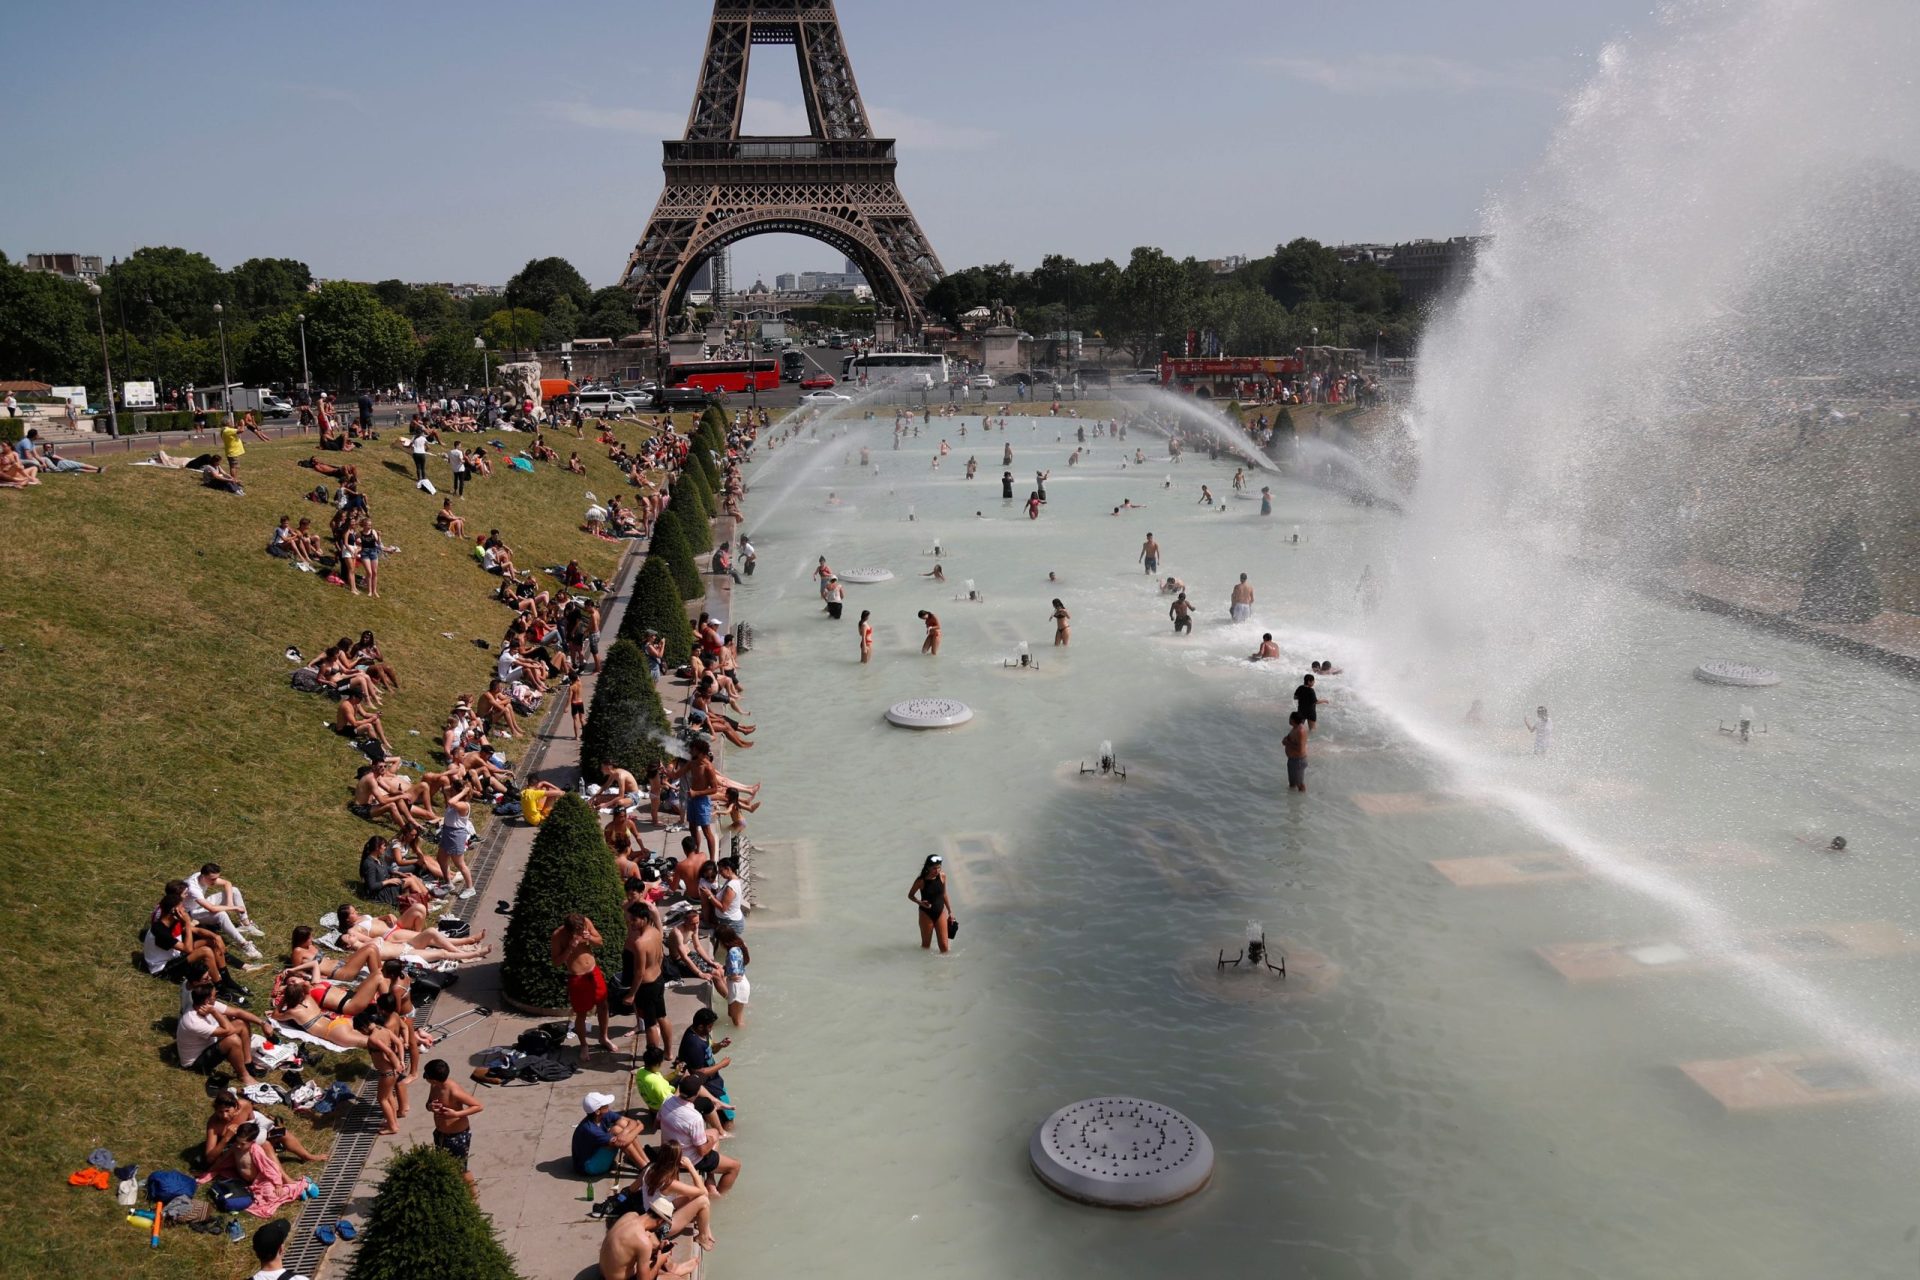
[3,0,1650,288]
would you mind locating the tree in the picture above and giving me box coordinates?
[1104,246,1195,365]
[228,257,312,320]
[506,257,592,317]
[649,503,705,600]
[101,246,226,339]
[672,476,713,552]
[419,328,485,388]
[0,259,93,383]
[578,640,671,781]
[482,308,543,354]
[293,284,418,388]
[620,553,697,666]
[578,286,639,341]
[347,1145,520,1280]
[237,310,302,386]
[500,794,625,1011]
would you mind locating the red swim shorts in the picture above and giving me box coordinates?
[567,965,608,1014]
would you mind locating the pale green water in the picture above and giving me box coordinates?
[702,415,1920,1280]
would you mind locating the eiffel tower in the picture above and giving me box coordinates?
[620,1,946,342]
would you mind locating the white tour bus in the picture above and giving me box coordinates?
[839,351,949,388]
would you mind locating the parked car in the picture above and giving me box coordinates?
[1122,369,1161,385]
[800,390,853,403]
[800,374,838,390]
[968,373,997,390]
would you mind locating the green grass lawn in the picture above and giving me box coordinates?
[0,417,689,1277]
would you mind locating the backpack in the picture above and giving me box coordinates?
[146,1169,197,1205]
[290,667,324,694]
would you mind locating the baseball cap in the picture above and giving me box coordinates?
[582,1091,616,1115]
[253,1218,292,1263]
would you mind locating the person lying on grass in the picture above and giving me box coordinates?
[273,976,373,1049]
[269,962,384,1024]
[288,926,381,982]
[337,903,492,962]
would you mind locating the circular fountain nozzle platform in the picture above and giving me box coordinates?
[1694,661,1782,687]
[1030,1097,1212,1207]
[886,697,973,729]
[839,567,895,584]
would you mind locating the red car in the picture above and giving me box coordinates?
[800,374,837,390]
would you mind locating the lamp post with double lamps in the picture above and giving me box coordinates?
[214,303,234,425]
[297,313,312,404]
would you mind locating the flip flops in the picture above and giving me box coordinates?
[335,1220,358,1240]
[314,1223,335,1245]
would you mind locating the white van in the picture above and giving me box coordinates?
[576,390,639,416]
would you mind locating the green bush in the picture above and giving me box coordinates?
[620,552,696,666]
[699,403,728,438]
[500,793,626,1012]
[650,502,705,600]
[674,476,713,551]
[347,1145,521,1280]
[578,639,671,781]
[0,418,22,445]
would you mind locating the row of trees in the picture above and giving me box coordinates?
[0,249,640,394]
[925,239,1420,364]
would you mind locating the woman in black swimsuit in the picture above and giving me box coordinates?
[907,855,952,954]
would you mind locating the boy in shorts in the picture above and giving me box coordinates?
[425,1058,483,1197]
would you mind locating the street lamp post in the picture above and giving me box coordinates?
[214,303,234,424]
[297,313,311,403]
[476,337,490,395]
[86,283,120,439]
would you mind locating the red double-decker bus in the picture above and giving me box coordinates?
[667,359,779,395]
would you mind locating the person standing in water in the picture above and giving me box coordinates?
[1524,705,1552,755]
[1293,673,1319,731]
[1230,573,1254,623]
[1139,532,1160,576]
[858,609,874,664]
[1283,711,1310,792]
[908,855,952,954]
[1169,591,1193,634]
[1051,599,1071,646]
[1001,469,1015,500]
[1260,486,1272,516]
[1002,442,1013,466]
[918,609,941,655]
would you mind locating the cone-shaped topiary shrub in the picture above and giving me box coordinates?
[620,553,696,666]
[500,793,625,1011]
[579,639,671,781]
[346,1145,521,1280]
[674,477,713,552]
[650,502,705,600]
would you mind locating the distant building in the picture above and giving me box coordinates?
[1336,236,1487,307]
[409,282,504,299]
[774,273,798,292]
[1205,255,1249,275]
[24,252,104,284]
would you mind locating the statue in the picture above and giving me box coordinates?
[494,362,543,418]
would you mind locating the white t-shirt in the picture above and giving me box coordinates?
[253,1269,313,1280]
[177,1003,229,1063]
[717,877,747,926]
[496,649,520,681]
[183,872,225,917]
[142,915,181,973]
[447,446,465,471]
[409,433,430,456]
[657,1096,706,1151]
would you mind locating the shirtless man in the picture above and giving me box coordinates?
[552,914,617,1055]
[476,678,521,737]
[685,738,723,860]
[334,691,392,752]
[918,609,941,656]
[1230,573,1255,623]
[1138,532,1160,576]
[597,762,645,812]
[625,900,672,1055]
[425,1057,483,1198]
[1169,592,1194,634]
[599,1202,696,1280]
[1249,633,1280,661]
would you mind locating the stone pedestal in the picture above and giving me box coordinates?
[873,315,901,346]
[981,325,1024,374]
[668,335,708,365]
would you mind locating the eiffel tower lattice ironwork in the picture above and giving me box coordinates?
[619,0,946,341]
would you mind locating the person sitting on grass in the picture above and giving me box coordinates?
[561,559,590,590]
[573,1091,651,1178]
[475,678,522,738]
[333,690,393,753]
[348,631,401,692]
[177,982,269,1085]
[198,459,244,495]
[290,516,325,566]
[0,440,42,487]
[211,1111,315,1218]
[566,450,586,475]
[267,515,300,559]
[315,644,383,705]
[184,861,265,959]
[435,497,465,539]
[202,1087,322,1172]
[143,881,233,984]
[360,834,434,907]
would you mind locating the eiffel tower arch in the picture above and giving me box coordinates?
[619,1,946,342]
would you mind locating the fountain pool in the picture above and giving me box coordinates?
[699,412,1920,1280]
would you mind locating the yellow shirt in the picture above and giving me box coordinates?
[220,424,244,459]
[636,1068,673,1110]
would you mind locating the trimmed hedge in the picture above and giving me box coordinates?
[650,502,705,600]
[620,553,696,667]
[347,1145,521,1280]
[674,476,713,552]
[499,793,626,1012]
[0,418,23,445]
[578,639,671,781]
[699,403,728,438]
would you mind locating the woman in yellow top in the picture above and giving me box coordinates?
[219,412,270,475]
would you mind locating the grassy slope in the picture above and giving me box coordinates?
[0,418,686,1277]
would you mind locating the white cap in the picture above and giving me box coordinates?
[582,1092,616,1115]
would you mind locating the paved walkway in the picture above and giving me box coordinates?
[310,487,741,1279]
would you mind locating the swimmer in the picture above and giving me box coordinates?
[1229,573,1253,623]
[923,563,946,583]
[1198,485,1214,505]
[1249,633,1279,661]
[1316,659,1343,674]
[1160,575,1186,595]
[1047,571,1057,583]
[1795,834,1849,853]
[1169,592,1193,634]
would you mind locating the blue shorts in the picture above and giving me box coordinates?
[688,796,714,827]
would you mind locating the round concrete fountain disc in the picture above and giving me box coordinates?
[1030,1097,1212,1207]
[839,567,895,584]
[1694,661,1782,687]
[886,697,973,729]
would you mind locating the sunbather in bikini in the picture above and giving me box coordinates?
[338,905,491,963]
